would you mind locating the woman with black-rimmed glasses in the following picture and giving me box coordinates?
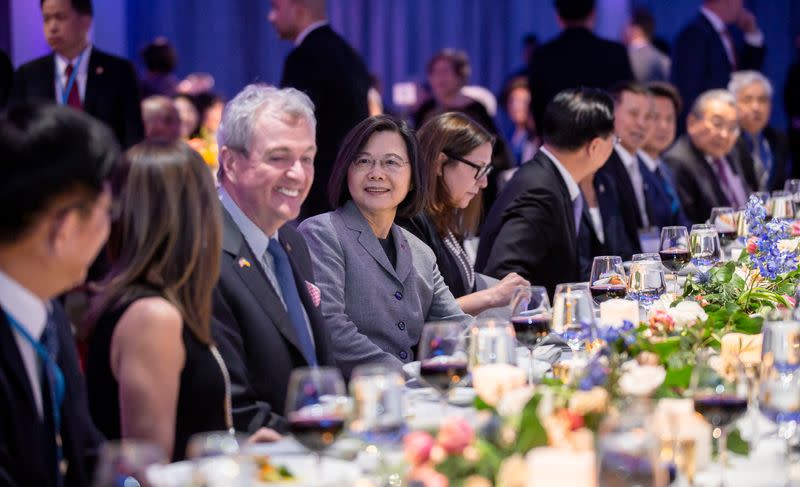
[398,112,529,315]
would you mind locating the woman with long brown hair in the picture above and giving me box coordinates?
[84,140,277,460]
[398,112,528,315]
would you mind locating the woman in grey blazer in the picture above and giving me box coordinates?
[298,115,472,377]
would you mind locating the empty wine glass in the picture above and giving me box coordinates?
[759,320,800,456]
[93,439,167,487]
[551,283,594,355]
[510,286,552,383]
[589,256,627,305]
[467,319,517,368]
[688,349,747,486]
[659,226,690,294]
[709,207,737,248]
[628,256,666,314]
[418,321,469,416]
[690,224,723,272]
[285,367,348,486]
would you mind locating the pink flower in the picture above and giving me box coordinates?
[648,309,675,334]
[746,237,757,254]
[404,431,434,466]
[436,417,475,455]
[791,221,800,237]
[408,465,449,487]
[784,295,797,308]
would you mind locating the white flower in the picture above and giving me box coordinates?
[778,238,800,253]
[618,360,666,397]
[647,297,707,330]
[471,363,526,407]
[497,385,536,417]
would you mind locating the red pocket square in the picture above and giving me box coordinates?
[305,281,321,307]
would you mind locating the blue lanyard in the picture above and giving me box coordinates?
[61,51,84,106]
[5,311,66,479]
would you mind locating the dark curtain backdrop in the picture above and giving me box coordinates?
[126,0,799,127]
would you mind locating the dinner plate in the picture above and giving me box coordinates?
[146,454,361,486]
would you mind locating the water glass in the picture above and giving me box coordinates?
[349,364,406,446]
[186,431,248,459]
[551,283,594,353]
[628,257,666,312]
[93,440,167,487]
[690,224,722,271]
[760,320,800,449]
[467,318,517,368]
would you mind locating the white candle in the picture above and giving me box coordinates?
[526,447,596,487]
[599,299,639,328]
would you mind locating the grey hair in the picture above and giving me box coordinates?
[216,83,316,158]
[728,70,773,98]
[690,89,737,118]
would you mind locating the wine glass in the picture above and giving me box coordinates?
[759,320,800,457]
[551,283,594,355]
[690,224,722,272]
[285,366,348,486]
[709,207,737,248]
[628,255,666,314]
[510,286,552,384]
[418,321,469,416]
[688,349,748,486]
[467,319,517,368]
[589,256,627,306]
[784,179,800,197]
[659,226,690,294]
[771,195,796,221]
[185,430,249,459]
[93,439,167,487]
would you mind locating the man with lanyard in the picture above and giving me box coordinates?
[10,0,143,149]
[0,102,118,486]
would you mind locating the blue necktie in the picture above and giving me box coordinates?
[267,239,317,366]
[573,193,584,235]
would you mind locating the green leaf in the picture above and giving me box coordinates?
[515,394,548,453]
[649,336,682,362]
[727,428,750,456]
[663,365,692,390]
[435,455,477,484]
[473,395,495,411]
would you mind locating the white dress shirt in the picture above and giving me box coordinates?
[54,44,92,105]
[540,146,580,201]
[615,144,650,228]
[0,270,48,418]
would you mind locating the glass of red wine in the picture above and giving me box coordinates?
[688,349,747,485]
[659,226,690,294]
[418,321,469,417]
[285,366,348,485]
[510,286,552,384]
[589,256,627,306]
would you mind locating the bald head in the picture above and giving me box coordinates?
[142,96,181,141]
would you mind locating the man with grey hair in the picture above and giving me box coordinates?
[664,88,752,223]
[212,83,336,434]
[268,0,370,219]
[729,70,791,191]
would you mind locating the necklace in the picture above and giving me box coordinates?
[443,231,475,291]
[209,344,235,434]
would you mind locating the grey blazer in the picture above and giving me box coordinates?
[298,201,472,377]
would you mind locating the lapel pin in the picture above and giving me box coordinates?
[95,66,104,75]
[285,242,292,252]
[238,258,251,268]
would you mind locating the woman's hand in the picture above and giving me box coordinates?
[247,427,283,444]
[489,272,530,307]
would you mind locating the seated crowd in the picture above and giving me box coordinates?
[1,0,797,484]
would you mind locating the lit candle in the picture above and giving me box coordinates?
[526,447,596,487]
[599,299,640,328]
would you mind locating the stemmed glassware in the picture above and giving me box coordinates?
[690,224,723,272]
[589,256,627,306]
[709,207,738,248]
[628,254,666,314]
[659,226,690,294]
[551,283,594,354]
[93,440,167,487]
[285,367,348,485]
[510,286,552,384]
[687,349,748,486]
[759,319,800,458]
[418,321,469,416]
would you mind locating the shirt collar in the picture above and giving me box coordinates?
[0,270,48,341]
[540,146,581,201]
[54,44,92,78]
[700,6,726,33]
[614,144,638,169]
[637,150,660,172]
[295,20,328,47]
[219,187,278,259]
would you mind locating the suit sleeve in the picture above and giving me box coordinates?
[298,216,403,375]
[117,60,144,148]
[9,66,27,103]
[211,288,287,434]
[482,191,550,283]
[664,155,702,225]
[423,251,473,323]
[738,41,765,72]
[671,26,709,119]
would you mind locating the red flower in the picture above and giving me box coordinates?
[746,237,757,254]
[404,431,434,466]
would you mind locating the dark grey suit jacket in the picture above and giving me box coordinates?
[298,201,471,378]
[212,209,336,433]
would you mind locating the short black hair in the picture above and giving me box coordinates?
[631,7,656,39]
[608,80,650,105]
[141,38,177,74]
[0,102,119,243]
[40,0,93,16]
[646,81,683,117]
[540,87,614,151]
[554,0,595,22]
[328,115,425,218]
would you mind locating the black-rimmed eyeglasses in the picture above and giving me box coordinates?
[443,151,493,180]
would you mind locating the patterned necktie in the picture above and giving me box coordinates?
[63,64,81,109]
[712,157,738,206]
[266,239,317,366]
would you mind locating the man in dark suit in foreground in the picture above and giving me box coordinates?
[269,0,370,219]
[527,0,633,131]
[212,84,336,434]
[11,0,143,148]
[664,89,750,224]
[476,88,616,297]
[671,0,765,132]
[0,103,117,486]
